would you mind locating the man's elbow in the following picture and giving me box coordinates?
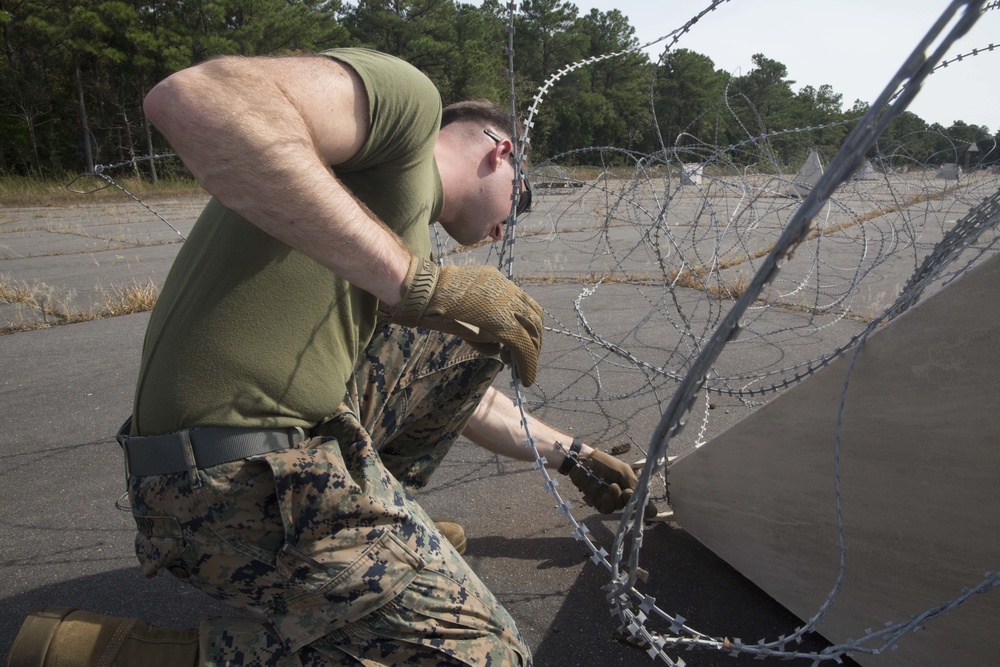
[142,78,172,131]
[143,70,197,136]
[143,59,232,133]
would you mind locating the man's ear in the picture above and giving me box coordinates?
[491,138,513,170]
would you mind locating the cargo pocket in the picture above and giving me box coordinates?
[133,513,192,580]
[272,528,425,652]
[255,438,427,652]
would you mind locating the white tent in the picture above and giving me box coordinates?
[788,150,823,196]
[853,160,879,181]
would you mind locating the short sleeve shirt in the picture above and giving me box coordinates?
[132,49,443,435]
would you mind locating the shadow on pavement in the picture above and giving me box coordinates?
[1,515,857,667]
[524,517,859,667]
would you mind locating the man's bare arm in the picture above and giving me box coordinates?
[462,386,593,468]
[464,386,651,515]
[143,55,410,305]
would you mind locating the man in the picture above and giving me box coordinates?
[7,49,640,666]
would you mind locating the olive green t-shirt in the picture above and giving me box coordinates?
[132,49,443,435]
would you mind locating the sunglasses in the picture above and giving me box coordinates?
[483,128,532,217]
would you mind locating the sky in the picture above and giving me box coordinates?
[473,0,998,131]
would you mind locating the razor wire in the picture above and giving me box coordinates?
[480,0,1000,664]
[56,1,1000,663]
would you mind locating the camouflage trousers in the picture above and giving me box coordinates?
[127,324,529,666]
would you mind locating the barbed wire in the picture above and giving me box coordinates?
[66,1,1000,663]
[65,153,187,240]
[486,0,1000,664]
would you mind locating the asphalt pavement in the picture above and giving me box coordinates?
[1,310,856,666]
[10,177,985,665]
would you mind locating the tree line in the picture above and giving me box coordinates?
[2,0,996,180]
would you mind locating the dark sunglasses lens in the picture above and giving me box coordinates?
[517,183,532,216]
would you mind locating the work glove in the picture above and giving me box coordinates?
[566,449,637,513]
[379,256,543,386]
[564,448,659,518]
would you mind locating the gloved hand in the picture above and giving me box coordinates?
[379,256,543,386]
[566,449,638,513]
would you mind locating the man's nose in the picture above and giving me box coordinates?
[489,223,504,241]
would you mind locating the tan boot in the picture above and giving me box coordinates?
[6,607,198,667]
[434,520,467,555]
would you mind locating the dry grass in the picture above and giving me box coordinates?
[0,279,76,329]
[515,266,751,300]
[1,276,159,334]
[0,176,204,207]
[702,184,965,275]
[767,300,876,323]
[666,265,750,299]
[516,270,657,286]
[96,278,160,316]
[515,266,876,324]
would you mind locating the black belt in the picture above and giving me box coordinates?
[116,417,306,477]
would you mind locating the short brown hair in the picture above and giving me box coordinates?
[441,100,529,160]
[441,100,514,136]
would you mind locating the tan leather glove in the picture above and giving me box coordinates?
[566,449,637,513]
[565,449,658,518]
[379,256,544,386]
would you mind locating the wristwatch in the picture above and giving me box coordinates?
[558,438,584,475]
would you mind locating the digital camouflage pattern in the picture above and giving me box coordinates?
[346,323,503,490]
[127,325,527,666]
